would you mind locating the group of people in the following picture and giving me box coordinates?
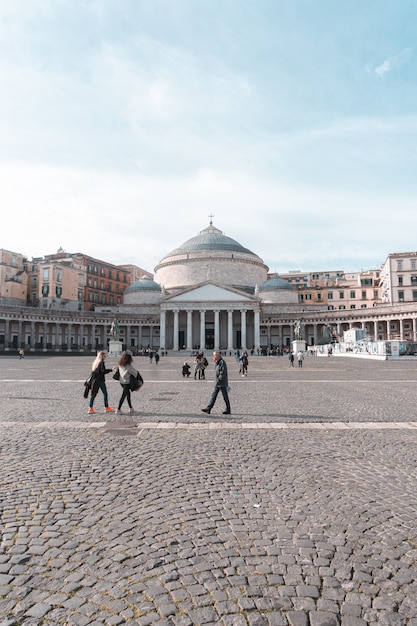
[87,349,232,416]
[86,350,142,415]
[289,350,305,367]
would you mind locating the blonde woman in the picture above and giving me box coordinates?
[88,351,115,414]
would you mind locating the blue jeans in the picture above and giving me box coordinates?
[90,380,109,408]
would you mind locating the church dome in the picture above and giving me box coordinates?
[258,275,293,291]
[258,275,298,304]
[164,224,256,257]
[154,222,269,291]
[125,278,161,293]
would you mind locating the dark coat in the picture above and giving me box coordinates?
[214,357,228,388]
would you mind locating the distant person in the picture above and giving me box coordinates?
[115,351,140,414]
[18,349,24,359]
[289,352,295,367]
[182,362,191,377]
[88,351,115,414]
[297,350,304,368]
[194,352,204,380]
[201,351,231,415]
[241,352,248,376]
[149,350,154,363]
[154,352,160,365]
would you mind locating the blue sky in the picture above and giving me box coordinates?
[1,0,417,274]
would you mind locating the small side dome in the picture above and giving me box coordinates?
[258,275,293,291]
[125,278,162,293]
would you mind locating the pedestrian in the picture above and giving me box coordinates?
[88,351,115,414]
[201,354,208,379]
[241,352,248,376]
[18,348,24,359]
[297,350,304,368]
[149,350,154,363]
[289,352,295,367]
[154,351,160,365]
[115,351,141,414]
[194,352,203,379]
[182,361,191,377]
[201,351,231,415]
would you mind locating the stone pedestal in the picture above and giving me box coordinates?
[108,340,123,356]
[292,339,306,354]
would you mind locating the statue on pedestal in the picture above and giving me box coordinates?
[294,319,303,340]
[110,319,120,341]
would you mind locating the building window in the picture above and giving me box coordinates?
[305,293,311,300]
[412,260,416,270]
[350,304,356,309]
[109,270,113,279]
[398,276,403,286]
[361,291,366,299]
[41,285,49,295]
[413,291,417,301]
[101,294,106,304]
[56,271,62,282]
[411,276,417,285]
[339,292,344,299]
[397,261,403,270]
[374,290,378,299]
[328,292,333,299]
[360,304,367,309]
[298,294,304,302]
[350,291,356,299]
[328,305,334,310]
[317,293,322,301]
[339,305,346,310]
[399,291,404,301]
[43,268,49,281]
[56,286,62,297]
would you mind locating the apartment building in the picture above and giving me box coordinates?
[380,252,417,304]
[278,269,381,310]
[0,249,29,305]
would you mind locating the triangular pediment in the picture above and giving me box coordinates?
[164,281,257,303]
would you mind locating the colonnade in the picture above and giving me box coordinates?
[159,307,261,351]
[1,306,417,352]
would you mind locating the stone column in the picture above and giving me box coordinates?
[5,320,10,350]
[30,321,35,350]
[173,310,179,351]
[91,324,96,350]
[240,310,247,350]
[413,318,417,342]
[79,323,84,350]
[43,322,48,350]
[254,310,260,351]
[126,324,131,349]
[55,323,61,351]
[227,310,233,351]
[200,310,205,350]
[67,323,73,351]
[139,323,143,349]
[159,313,166,350]
[214,310,220,350]
[187,310,193,351]
[373,320,378,341]
[149,325,154,349]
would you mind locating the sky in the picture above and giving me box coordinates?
[1,0,417,275]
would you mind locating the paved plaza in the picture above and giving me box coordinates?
[1,353,417,626]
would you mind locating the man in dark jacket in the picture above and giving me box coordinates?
[201,351,231,415]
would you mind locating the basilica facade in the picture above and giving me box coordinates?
[1,222,417,352]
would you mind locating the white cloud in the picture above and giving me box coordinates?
[373,48,412,77]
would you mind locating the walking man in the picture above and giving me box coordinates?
[201,351,231,415]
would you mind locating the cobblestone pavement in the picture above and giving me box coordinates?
[1,354,417,625]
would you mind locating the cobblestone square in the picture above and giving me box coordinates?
[1,353,417,625]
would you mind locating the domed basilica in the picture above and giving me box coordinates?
[116,220,302,351]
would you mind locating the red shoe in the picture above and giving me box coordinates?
[88,408,96,414]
